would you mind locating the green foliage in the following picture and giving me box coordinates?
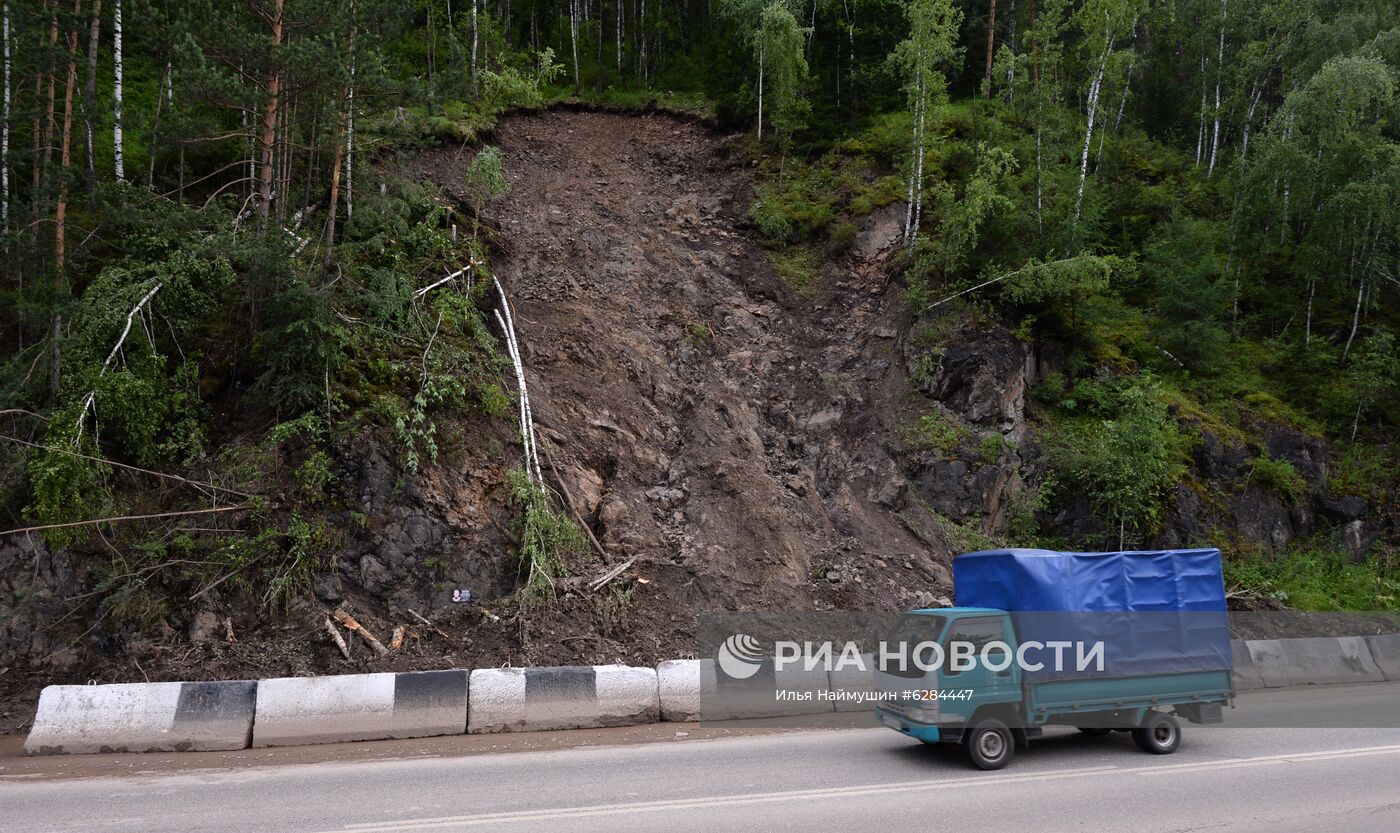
[909,144,1016,295]
[756,2,811,142]
[508,469,587,607]
[1225,544,1400,611]
[998,255,1118,307]
[252,280,351,416]
[465,146,510,211]
[768,247,820,287]
[480,48,566,111]
[1043,375,1187,538]
[1004,476,1054,542]
[1246,455,1307,501]
[1346,332,1400,440]
[1141,217,1230,374]
[907,409,970,454]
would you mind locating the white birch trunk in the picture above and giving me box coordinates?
[1,0,9,230]
[756,40,764,142]
[470,0,479,94]
[1341,278,1365,363]
[616,0,622,75]
[493,277,542,484]
[83,0,100,199]
[1074,38,1109,223]
[113,0,124,181]
[345,54,355,220]
[1239,80,1260,161]
[1195,52,1205,166]
[1206,0,1226,177]
[911,79,926,247]
[570,0,581,91]
[1304,278,1314,347]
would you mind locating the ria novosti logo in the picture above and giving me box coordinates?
[717,633,766,679]
[715,632,1106,679]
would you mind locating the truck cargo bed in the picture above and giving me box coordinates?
[1026,670,1233,723]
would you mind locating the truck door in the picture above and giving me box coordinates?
[943,616,1019,708]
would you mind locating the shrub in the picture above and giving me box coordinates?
[1044,376,1187,539]
[1246,454,1306,501]
[509,469,588,607]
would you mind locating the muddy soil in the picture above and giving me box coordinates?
[1,109,957,734]
[455,109,955,612]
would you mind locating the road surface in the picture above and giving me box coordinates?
[3,687,1399,832]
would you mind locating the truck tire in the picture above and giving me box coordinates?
[966,719,1014,770]
[1132,712,1181,755]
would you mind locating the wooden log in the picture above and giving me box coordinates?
[332,609,389,656]
[323,617,351,660]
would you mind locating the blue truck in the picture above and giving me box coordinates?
[875,548,1234,769]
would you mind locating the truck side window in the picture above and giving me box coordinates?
[945,618,1006,673]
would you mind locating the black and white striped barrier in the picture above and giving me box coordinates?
[24,680,256,755]
[23,635,1400,754]
[468,665,659,733]
[253,670,468,747]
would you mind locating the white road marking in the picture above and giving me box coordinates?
[328,744,1400,832]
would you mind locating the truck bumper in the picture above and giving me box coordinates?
[876,708,941,743]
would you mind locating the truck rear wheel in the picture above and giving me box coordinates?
[966,719,1014,770]
[1132,712,1181,754]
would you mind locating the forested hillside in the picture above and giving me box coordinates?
[0,0,1397,725]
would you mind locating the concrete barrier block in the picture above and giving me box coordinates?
[657,660,701,722]
[1364,634,1400,682]
[1246,637,1385,688]
[468,665,659,733]
[701,659,834,720]
[253,669,467,747]
[1231,640,1266,690]
[25,680,255,755]
[827,654,879,712]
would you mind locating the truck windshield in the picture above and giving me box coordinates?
[882,614,946,678]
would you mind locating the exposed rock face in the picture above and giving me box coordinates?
[916,328,1029,434]
[0,538,78,665]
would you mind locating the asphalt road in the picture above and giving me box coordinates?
[4,688,1400,832]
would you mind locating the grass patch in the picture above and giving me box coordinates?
[1225,543,1400,611]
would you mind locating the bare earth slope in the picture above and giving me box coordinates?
[426,109,956,614]
[1,110,969,733]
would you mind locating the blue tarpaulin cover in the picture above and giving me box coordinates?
[953,549,1232,681]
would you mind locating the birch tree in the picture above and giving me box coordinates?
[755,2,808,145]
[81,0,98,201]
[1205,0,1226,177]
[1071,0,1139,226]
[569,0,581,92]
[112,0,122,181]
[1,0,10,231]
[1235,54,1398,359]
[893,0,961,248]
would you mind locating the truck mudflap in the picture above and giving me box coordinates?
[1175,701,1225,725]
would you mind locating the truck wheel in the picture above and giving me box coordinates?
[1132,712,1181,754]
[966,719,1014,770]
